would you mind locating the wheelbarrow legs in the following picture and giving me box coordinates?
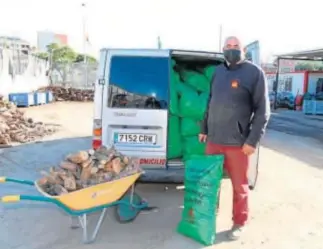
[70,208,108,244]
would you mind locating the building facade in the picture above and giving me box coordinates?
[0,36,31,51]
[265,71,323,96]
[37,31,68,51]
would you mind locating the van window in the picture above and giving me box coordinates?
[108,55,169,109]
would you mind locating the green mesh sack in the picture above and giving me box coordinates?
[182,70,210,93]
[204,65,216,81]
[176,81,193,96]
[179,88,209,120]
[182,136,206,160]
[181,118,201,137]
[167,115,182,159]
[177,155,224,246]
[170,72,181,115]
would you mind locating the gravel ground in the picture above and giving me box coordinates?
[0,102,323,249]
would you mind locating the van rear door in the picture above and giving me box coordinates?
[101,49,170,166]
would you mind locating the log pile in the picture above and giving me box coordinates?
[0,97,58,146]
[38,86,94,102]
[38,146,142,196]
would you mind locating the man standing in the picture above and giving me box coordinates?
[199,36,270,240]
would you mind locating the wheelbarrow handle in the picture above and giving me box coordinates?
[1,195,53,203]
[0,177,34,186]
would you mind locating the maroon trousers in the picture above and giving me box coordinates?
[206,142,249,226]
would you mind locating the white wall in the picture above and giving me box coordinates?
[308,73,323,94]
[283,72,304,96]
[0,48,49,99]
[265,72,304,95]
[266,73,275,91]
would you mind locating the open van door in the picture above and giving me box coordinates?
[245,40,261,190]
[97,49,170,171]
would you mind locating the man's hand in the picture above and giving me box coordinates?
[199,134,207,143]
[242,144,256,156]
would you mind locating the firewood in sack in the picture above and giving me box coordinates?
[66,150,89,164]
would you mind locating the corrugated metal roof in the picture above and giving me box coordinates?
[276,48,323,61]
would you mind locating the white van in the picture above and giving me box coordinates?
[92,48,259,189]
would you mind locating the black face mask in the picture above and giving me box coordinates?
[224,49,242,65]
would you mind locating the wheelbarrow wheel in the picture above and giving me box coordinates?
[115,191,145,224]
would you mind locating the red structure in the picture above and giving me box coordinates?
[54,34,68,46]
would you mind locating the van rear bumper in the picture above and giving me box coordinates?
[139,168,184,183]
[139,167,230,183]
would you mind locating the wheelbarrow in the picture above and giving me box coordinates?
[0,173,148,244]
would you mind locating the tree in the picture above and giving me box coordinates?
[34,43,97,64]
[34,43,98,85]
[295,61,323,71]
[74,54,97,64]
[34,52,49,60]
[46,43,77,63]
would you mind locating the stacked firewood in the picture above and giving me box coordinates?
[0,98,57,146]
[38,146,142,196]
[38,86,94,102]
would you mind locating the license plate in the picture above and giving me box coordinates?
[114,133,157,145]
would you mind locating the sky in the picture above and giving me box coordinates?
[0,0,322,62]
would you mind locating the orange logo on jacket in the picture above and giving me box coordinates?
[231,80,239,88]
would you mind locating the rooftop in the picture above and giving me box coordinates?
[0,36,29,44]
[276,48,323,61]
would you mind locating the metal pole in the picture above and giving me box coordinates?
[157,36,162,49]
[218,24,223,51]
[82,3,88,88]
[273,58,280,110]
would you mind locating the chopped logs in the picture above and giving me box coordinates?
[38,146,142,196]
[38,86,94,102]
[0,98,57,146]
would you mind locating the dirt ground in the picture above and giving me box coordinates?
[1,102,323,249]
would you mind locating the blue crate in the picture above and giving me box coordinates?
[315,101,323,115]
[46,91,54,103]
[303,100,316,115]
[34,92,46,105]
[8,93,35,107]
